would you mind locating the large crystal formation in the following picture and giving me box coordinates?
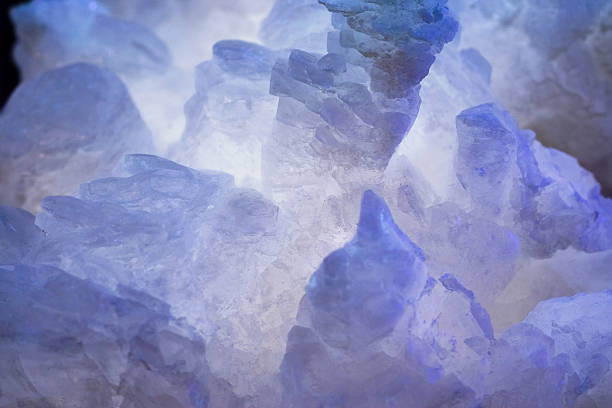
[170,40,283,189]
[29,153,281,339]
[0,263,240,407]
[525,291,612,406]
[280,192,473,407]
[320,0,458,98]
[281,192,609,407]
[10,0,276,153]
[268,0,457,172]
[304,190,427,344]
[454,0,612,194]
[1,0,611,406]
[19,154,294,400]
[455,103,612,257]
[0,63,153,212]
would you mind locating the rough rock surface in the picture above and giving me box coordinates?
[453,0,612,194]
[0,263,240,408]
[1,0,611,406]
[0,63,153,212]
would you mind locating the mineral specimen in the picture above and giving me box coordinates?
[1,0,611,406]
[0,263,240,407]
[455,0,612,194]
[170,40,283,189]
[0,63,153,212]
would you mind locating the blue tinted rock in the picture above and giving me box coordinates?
[213,40,277,79]
[473,324,574,407]
[266,1,457,179]
[280,322,477,407]
[317,53,347,74]
[439,273,494,340]
[305,190,426,343]
[0,0,610,405]
[25,155,283,396]
[455,103,612,258]
[409,201,521,306]
[456,0,612,193]
[319,0,458,97]
[0,63,153,212]
[171,42,282,188]
[11,0,171,79]
[524,291,612,405]
[0,206,42,264]
[280,193,483,406]
[269,53,420,169]
[456,103,519,216]
[0,263,239,407]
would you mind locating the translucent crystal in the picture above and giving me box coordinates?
[0,263,239,407]
[0,63,153,212]
[0,0,611,406]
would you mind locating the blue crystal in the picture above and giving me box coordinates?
[0,0,611,405]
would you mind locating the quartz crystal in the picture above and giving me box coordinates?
[1,0,611,406]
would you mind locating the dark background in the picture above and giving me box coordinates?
[1,0,28,110]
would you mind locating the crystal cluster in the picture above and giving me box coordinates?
[0,63,153,212]
[0,264,240,407]
[455,0,612,194]
[1,0,611,407]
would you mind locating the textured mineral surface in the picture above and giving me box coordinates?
[1,0,611,407]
